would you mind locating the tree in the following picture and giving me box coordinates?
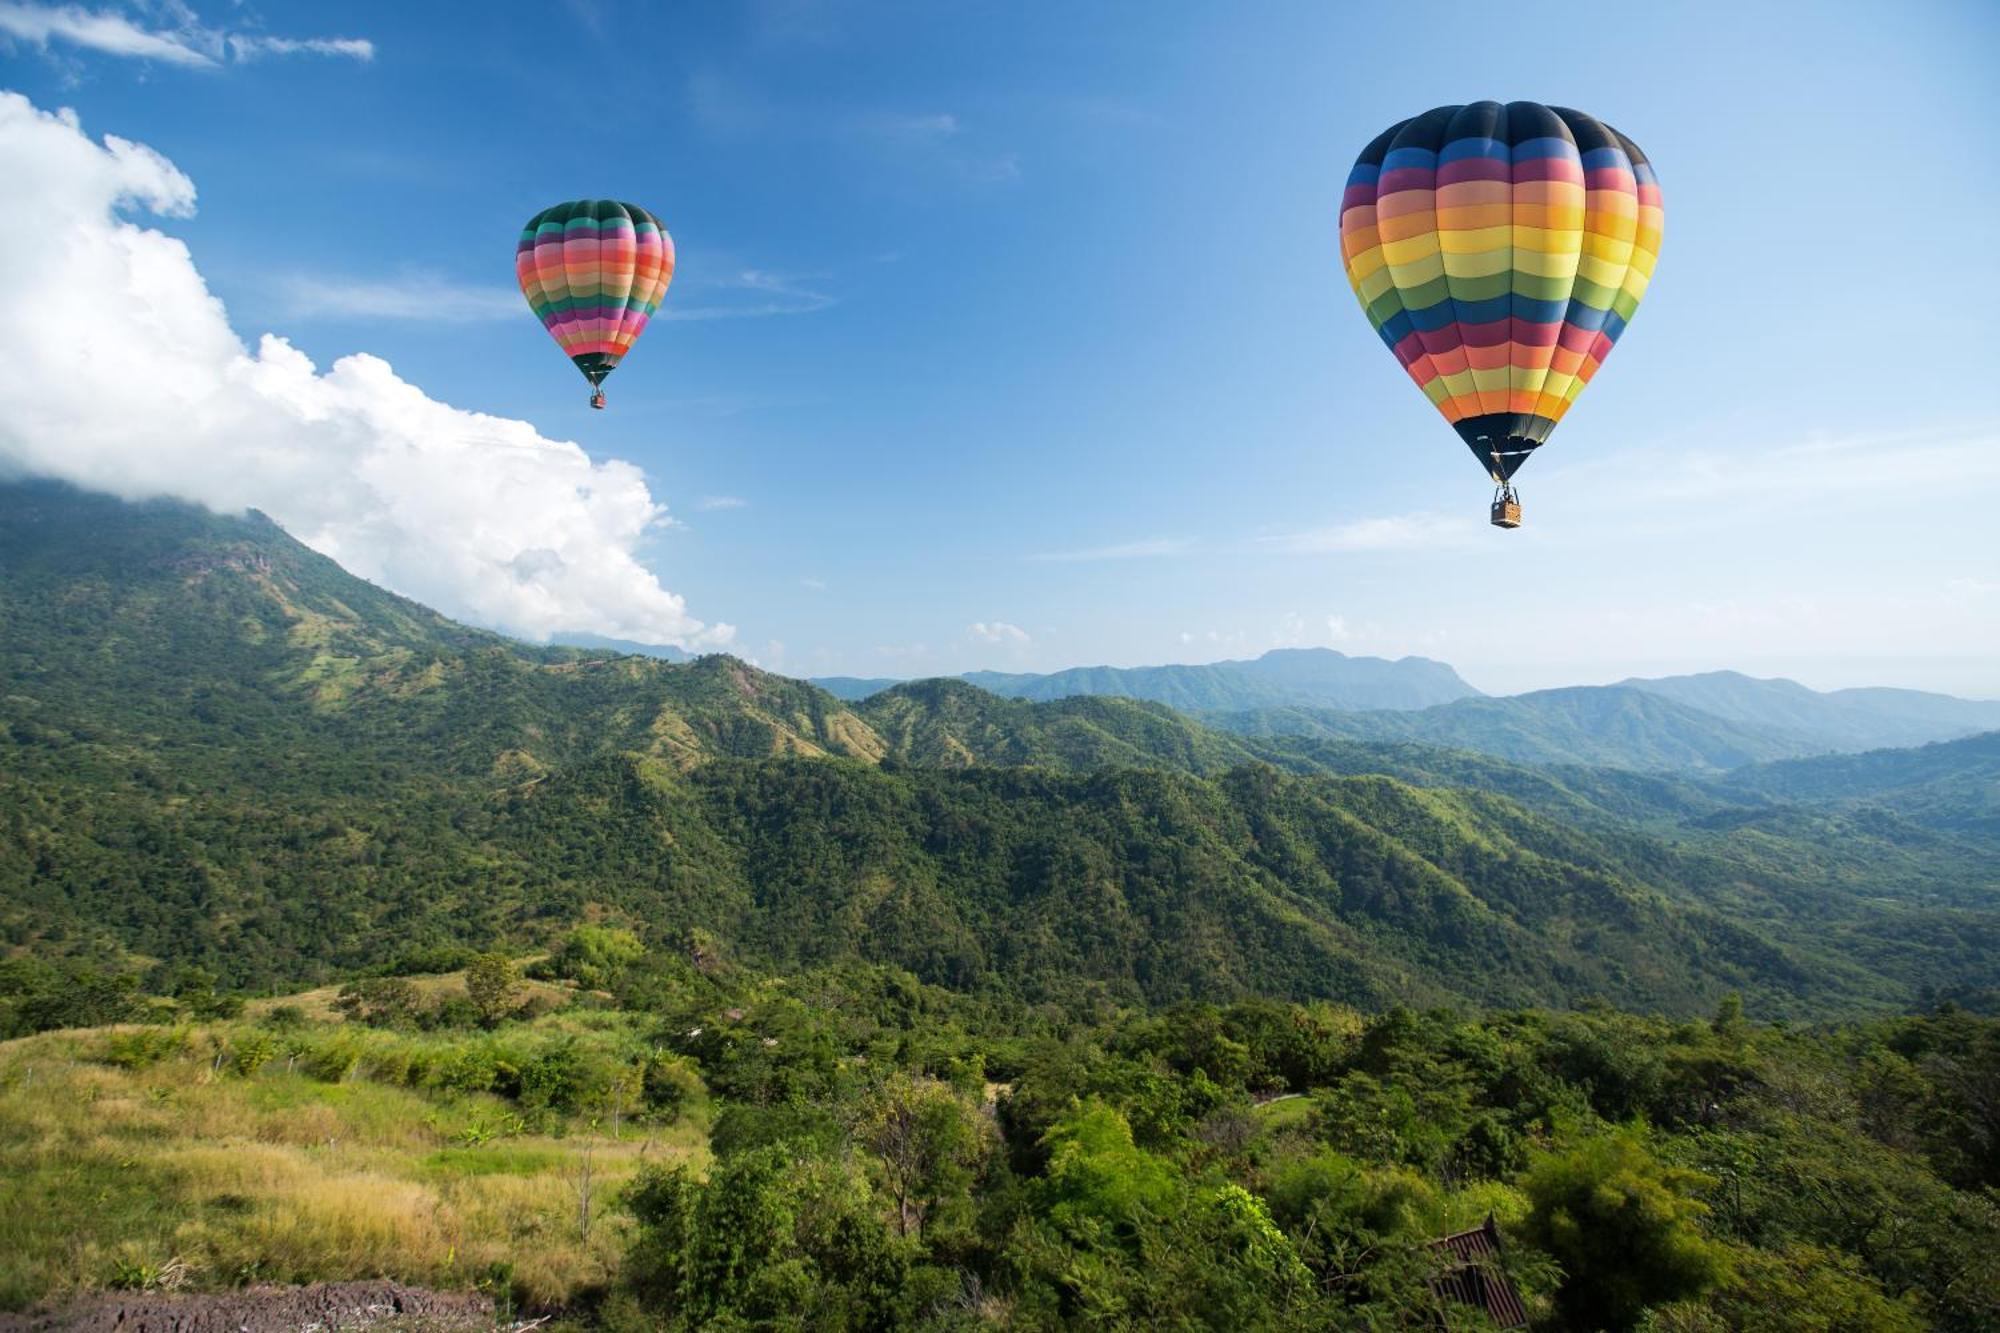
[859,1073,985,1238]
[1521,1131,1729,1331]
[464,952,520,1029]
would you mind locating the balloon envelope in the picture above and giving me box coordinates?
[516,199,675,389]
[1339,103,1662,479]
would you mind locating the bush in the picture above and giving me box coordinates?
[1520,1131,1729,1331]
[641,1054,706,1123]
[99,1026,191,1069]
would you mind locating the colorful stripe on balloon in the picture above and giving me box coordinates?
[516,199,675,386]
[1339,102,1661,479]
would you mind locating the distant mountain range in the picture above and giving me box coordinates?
[811,654,1999,776]
[549,632,691,662]
[811,649,1482,712]
[1618,671,2000,752]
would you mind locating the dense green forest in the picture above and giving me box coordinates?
[3,479,1998,1327]
[3,947,1995,1330]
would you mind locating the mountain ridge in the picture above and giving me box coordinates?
[812,646,1483,711]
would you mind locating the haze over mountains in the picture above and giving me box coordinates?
[814,650,1998,775]
[812,650,1482,711]
[3,479,1997,1020]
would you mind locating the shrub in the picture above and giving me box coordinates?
[100,1026,191,1070]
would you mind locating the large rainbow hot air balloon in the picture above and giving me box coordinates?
[516,200,675,409]
[1338,103,1662,526]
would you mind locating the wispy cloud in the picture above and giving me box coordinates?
[228,33,372,62]
[696,495,746,511]
[662,269,836,322]
[969,621,1030,644]
[1030,537,1190,563]
[1261,513,1480,554]
[0,3,371,68]
[280,267,833,325]
[687,70,1020,186]
[1552,427,2000,508]
[0,2,211,63]
[280,273,519,322]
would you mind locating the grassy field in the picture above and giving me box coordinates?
[0,1009,708,1314]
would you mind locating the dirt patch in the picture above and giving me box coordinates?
[0,1281,497,1332]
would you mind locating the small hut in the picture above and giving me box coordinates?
[1428,1214,1529,1329]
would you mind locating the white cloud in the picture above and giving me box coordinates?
[968,621,1030,645]
[1325,615,1352,641]
[0,92,730,651]
[1031,537,1189,563]
[696,495,747,511]
[0,3,370,67]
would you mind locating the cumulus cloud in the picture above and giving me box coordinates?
[968,621,1030,645]
[0,2,371,67]
[0,93,729,650]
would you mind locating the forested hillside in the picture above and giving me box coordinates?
[1208,688,1825,771]
[3,480,1997,1021]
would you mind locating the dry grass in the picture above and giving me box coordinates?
[0,1023,707,1313]
[239,967,568,1024]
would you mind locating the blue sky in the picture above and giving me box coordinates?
[4,0,1998,694]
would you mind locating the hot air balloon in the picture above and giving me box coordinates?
[1338,103,1662,527]
[516,200,675,409]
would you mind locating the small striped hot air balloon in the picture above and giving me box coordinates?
[516,200,675,409]
[1338,103,1663,527]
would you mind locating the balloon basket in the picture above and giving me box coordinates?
[1489,486,1522,529]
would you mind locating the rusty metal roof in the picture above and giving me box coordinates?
[1428,1215,1530,1329]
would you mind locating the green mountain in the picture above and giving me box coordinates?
[1622,669,2000,751]
[3,480,1997,1018]
[1722,731,2000,844]
[1208,686,1822,772]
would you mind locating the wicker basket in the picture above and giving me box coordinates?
[1490,497,1522,529]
